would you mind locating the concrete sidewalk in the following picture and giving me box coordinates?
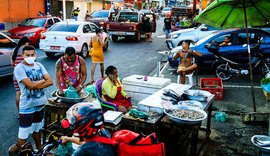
[149,58,270,155]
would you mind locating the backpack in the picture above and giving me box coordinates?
[90,129,166,156]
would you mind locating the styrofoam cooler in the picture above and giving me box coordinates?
[138,83,192,114]
[122,75,171,105]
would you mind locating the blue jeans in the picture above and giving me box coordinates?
[73,15,78,21]
[164,29,171,36]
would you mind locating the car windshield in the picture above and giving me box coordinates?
[91,11,109,18]
[20,18,46,27]
[163,8,171,11]
[50,24,79,32]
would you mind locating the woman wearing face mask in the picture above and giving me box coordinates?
[89,28,108,84]
[11,36,30,112]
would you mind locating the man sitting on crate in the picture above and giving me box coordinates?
[173,40,202,84]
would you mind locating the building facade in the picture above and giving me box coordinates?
[0,0,45,23]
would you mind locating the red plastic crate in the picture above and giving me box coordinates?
[200,78,224,100]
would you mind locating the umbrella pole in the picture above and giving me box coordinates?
[244,5,257,112]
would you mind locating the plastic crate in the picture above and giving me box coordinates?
[200,78,224,100]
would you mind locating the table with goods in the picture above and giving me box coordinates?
[42,79,215,156]
[133,82,214,156]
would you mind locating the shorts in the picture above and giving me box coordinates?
[13,76,20,91]
[164,29,171,36]
[18,108,44,139]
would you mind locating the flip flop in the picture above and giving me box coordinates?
[90,80,95,85]
[9,144,20,156]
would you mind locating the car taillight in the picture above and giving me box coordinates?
[40,35,46,39]
[107,24,110,30]
[66,36,78,41]
[133,25,137,30]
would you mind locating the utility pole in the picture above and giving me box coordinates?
[192,0,196,18]
[63,0,66,21]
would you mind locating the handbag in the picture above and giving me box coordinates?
[113,130,166,156]
[90,129,166,156]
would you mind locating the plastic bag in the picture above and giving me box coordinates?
[215,112,227,122]
[64,86,80,98]
[85,84,97,98]
[262,84,270,93]
[55,142,74,156]
[129,109,149,119]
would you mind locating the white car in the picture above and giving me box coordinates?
[161,7,172,16]
[0,32,17,77]
[166,24,219,50]
[39,21,108,58]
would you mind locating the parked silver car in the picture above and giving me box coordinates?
[166,24,219,50]
[0,32,17,77]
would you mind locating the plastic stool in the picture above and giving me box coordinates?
[177,72,194,86]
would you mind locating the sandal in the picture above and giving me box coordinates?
[9,144,20,156]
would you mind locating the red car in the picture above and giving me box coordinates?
[7,16,62,46]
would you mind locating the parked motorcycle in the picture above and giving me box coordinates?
[9,131,61,156]
[206,38,270,81]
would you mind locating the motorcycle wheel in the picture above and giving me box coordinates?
[259,60,270,77]
[215,63,233,81]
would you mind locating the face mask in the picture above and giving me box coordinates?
[24,57,36,64]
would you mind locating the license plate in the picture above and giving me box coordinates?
[116,32,125,35]
[50,46,60,50]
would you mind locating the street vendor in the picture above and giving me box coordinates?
[102,65,132,114]
[173,41,202,84]
[55,47,87,96]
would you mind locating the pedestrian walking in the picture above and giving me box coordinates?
[37,11,44,17]
[85,10,90,21]
[142,14,152,42]
[73,7,80,21]
[164,13,172,39]
[11,37,30,112]
[57,11,63,20]
[55,47,87,96]
[89,28,108,84]
[9,45,53,155]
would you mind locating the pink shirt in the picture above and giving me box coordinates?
[60,55,81,89]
